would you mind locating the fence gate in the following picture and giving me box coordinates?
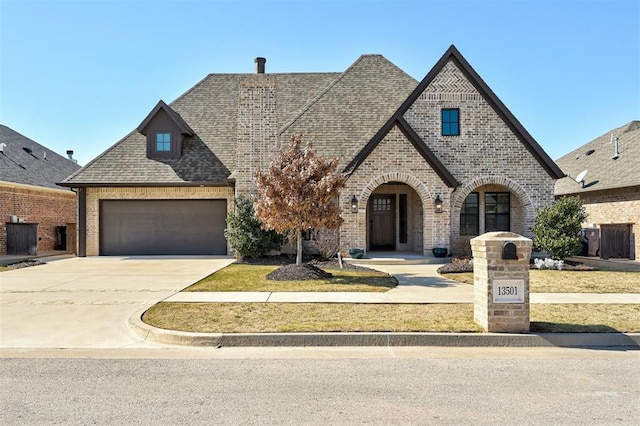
[600,224,631,259]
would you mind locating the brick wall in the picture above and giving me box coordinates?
[236,75,278,193]
[1,183,76,254]
[403,59,556,255]
[573,187,639,259]
[84,186,234,256]
[340,125,450,255]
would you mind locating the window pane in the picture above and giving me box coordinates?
[450,109,458,121]
[442,109,450,122]
[443,123,450,135]
[497,215,510,231]
[451,123,459,135]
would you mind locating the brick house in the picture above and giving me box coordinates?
[555,121,639,260]
[0,125,80,255]
[60,45,563,257]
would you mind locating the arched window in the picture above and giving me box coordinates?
[460,192,479,236]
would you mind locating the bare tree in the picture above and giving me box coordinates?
[255,135,347,265]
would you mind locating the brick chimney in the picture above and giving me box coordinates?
[254,57,266,74]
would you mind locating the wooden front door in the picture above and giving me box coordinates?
[370,195,395,250]
[600,224,632,259]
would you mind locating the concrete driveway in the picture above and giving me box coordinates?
[0,256,233,349]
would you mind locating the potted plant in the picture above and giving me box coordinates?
[432,239,448,258]
[348,248,365,259]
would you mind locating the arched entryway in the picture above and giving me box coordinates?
[351,172,448,256]
[450,176,535,256]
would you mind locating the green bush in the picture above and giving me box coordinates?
[225,195,283,259]
[532,196,587,260]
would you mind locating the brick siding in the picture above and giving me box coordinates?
[1,183,76,254]
[340,125,450,256]
[403,59,555,255]
[573,187,639,259]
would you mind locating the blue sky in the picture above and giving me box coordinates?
[1,0,638,166]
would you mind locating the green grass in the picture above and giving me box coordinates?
[185,264,397,292]
[144,303,482,333]
[443,270,640,293]
[143,302,640,333]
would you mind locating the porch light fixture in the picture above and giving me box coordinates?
[350,195,358,213]
[434,195,443,213]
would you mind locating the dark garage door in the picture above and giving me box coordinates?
[100,200,227,255]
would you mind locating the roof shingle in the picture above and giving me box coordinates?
[0,125,80,190]
[555,120,640,195]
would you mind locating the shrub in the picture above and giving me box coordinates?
[314,228,340,260]
[225,195,283,259]
[532,196,587,260]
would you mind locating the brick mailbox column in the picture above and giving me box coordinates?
[470,231,533,333]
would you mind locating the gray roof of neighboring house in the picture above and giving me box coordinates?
[555,120,640,195]
[0,125,81,190]
[61,55,417,186]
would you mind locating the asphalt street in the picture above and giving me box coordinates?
[1,354,639,425]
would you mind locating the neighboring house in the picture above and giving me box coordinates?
[555,121,639,260]
[60,45,563,257]
[0,125,81,255]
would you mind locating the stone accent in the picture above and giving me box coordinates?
[84,186,234,256]
[471,232,532,333]
[1,182,76,254]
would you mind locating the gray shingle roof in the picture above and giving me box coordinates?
[280,55,418,169]
[63,71,342,185]
[555,120,640,195]
[62,55,420,186]
[0,125,81,190]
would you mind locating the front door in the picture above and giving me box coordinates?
[370,195,395,250]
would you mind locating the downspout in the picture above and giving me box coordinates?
[78,188,87,257]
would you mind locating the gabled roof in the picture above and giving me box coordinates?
[62,72,339,186]
[392,45,564,180]
[278,54,418,170]
[62,55,415,187]
[555,120,640,195]
[345,116,459,187]
[0,125,81,190]
[137,100,195,136]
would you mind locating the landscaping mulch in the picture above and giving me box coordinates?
[6,259,46,269]
[266,263,333,281]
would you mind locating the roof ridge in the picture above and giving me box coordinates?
[623,120,640,133]
[278,55,375,135]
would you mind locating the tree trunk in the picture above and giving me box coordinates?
[296,228,303,266]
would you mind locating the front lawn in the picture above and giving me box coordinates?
[444,270,640,293]
[185,263,397,292]
[143,302,640,333]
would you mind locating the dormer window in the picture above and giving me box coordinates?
[156,132,172,152]
[137,100,195,160]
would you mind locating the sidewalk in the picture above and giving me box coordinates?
[135,262,640,348]
[164,263,640,304]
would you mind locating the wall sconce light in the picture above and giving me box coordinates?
[350,195,358,213]
[434,195,443,214]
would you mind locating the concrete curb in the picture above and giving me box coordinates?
[129,309,640,349]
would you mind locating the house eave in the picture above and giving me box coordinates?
[57,181,232,188]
